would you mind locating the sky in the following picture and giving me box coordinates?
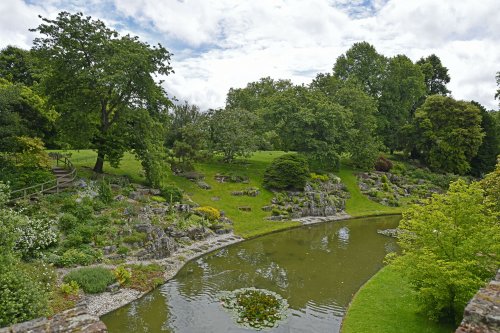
[0,0,499,111]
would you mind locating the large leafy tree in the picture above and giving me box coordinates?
[389,179,500,323]
[416,54,451,96]
[409,95,484,174]
[310,73,380,169]
[378,55,426,153]
[469,101,500,176]
[0,46,35,86]
[31,12,173,174]
[333,41,387,98]
[206,108,258,162]
[0,78,57,150]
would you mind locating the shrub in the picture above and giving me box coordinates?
[122,232,147,244]
[63,267,116,294]
[374,156,393,172]
[117,246,130,255]
[60,281,80,296]
[263,154,310,190]
[98,181,113,204]
[56,247,102,267]
[150,195,166,203]
[310,172,329,182]
[0,267,47,327]
[14,214,58,260]
[113,266,132,285]
[59,213,78,233]
[194,206,221,221]
[122,264,164,292]
[160,184,183,203]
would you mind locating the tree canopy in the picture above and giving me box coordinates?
[31,12,173,181]
[416,54,451,96]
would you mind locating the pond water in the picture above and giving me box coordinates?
[101,215,400,333]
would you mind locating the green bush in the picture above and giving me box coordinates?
[160,184,183,203]
[374,156,393,172]
[98,181,113,204]
[263,154,310,190]
[63,267,116,294]
[0,267,47,327]
[59,213,78,233]
[56,247,102,267]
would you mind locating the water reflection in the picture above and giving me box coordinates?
[102,215,400,333]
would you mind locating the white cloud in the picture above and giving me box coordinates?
[0,0,499,110]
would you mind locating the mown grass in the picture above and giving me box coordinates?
[341,265,454,333]
[336,167,403,217]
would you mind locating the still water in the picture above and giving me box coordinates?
[102,215,400,333]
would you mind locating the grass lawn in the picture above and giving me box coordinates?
[336,167,403,217]
[341,265,455,333]
[56,150,402,237]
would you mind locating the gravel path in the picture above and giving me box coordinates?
[85,233,243,317]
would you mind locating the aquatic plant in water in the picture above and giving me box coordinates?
[219,287,288,330]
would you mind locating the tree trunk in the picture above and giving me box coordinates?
[93,150,105,173]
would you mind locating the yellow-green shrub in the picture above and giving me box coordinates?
[194,206,221,221]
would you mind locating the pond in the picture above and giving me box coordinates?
[101,215,400,333]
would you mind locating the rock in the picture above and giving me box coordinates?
[134,223,153,233]
[211,196,221,201]
[238,206,252,212]
[179,236,192,243]
[103,245,116,255]
[215,228,232,235]
[150,188,161,195]
[128,191,144,201]
[219,216,233,224]
[197,181,211,190]
[187,226,212,240]
[261,205,273,212]
[106,282,120,293]
[114,194,125,201]
[0,304,108,333]
[110,184,121,191]
[231,191,245,196]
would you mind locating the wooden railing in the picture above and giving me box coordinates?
[7,153,77,203]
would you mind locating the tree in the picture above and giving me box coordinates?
[409,95,484,174]
[378,55,426,153]
[263,154,310,190]
[480,157,500,212]
[416,54,451,96]
[0,46,35,86]
[207,108,258,162]
[311,74,380,169]
[31,12,173,174]
[0,78,57,150]
[333,41,387,98]
[470,101,500,176]
[389,180,500,323]
[264,85,352,169]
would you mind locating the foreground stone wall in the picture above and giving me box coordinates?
[456,270,500,333]
[0,304,107,333]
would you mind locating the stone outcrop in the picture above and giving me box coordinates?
[0,304,107,333]
[456,270,500,333]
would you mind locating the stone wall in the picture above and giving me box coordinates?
[0,304,107,333]
[455,270,500,333]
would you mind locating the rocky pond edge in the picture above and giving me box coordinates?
[86,213,356,318]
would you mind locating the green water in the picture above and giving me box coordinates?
[102,215,400,333]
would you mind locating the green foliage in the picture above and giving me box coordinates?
[470,102,500,176]
[389,180,500,323]
[122,264,164,292]
[0,46,35,86]
[194,206,221,221]
[263,154,310,190]
[409,95,484,174]
[32,12,173,174]
[14,214,58,260]
[55,247,102,267]
[113,265,132,285]
[63,267,116,294]
[59,213,78,233]
[60,281,80,296]
[310,172,329,182]
[220,288,288,329]
[416,54,451,96]
[207,108,258,162]
[378,55,426,152]
[98,180,113,204]
[480,158,500,212]
[160,184,183,203]
[374,156,393,172]
[0,267,48,327]
[122,232,147,244]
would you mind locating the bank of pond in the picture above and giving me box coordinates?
[99,215,452,333]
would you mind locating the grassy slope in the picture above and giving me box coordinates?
[63,150,299,238]
[342,266,454,333]
[336,167,403,217]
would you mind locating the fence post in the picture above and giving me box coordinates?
[56,178,59,194]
